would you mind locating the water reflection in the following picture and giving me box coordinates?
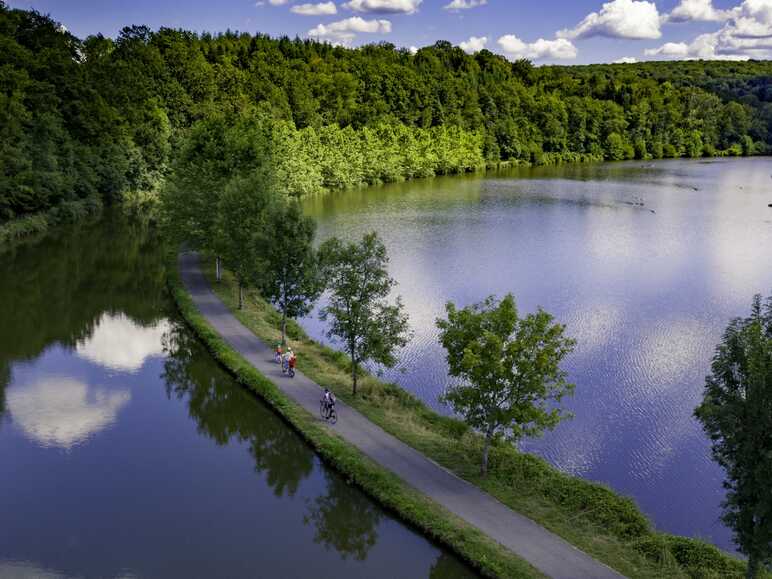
[163,323,314,497]
[76,313,170,372]
[1,213,477,578]
[304,472,382,561]
[7,377,130,449]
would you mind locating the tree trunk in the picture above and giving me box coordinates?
[351,355,358,396]
[746,553,758,579]
[281,308,287,346]
[215,256,221,282]
[238,282,244,310]
[481,430,494,477]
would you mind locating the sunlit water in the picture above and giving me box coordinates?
[0,216,475,578]
[302,157,772,552]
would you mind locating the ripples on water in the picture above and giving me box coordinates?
[0,216,475,578]
[302,158,772,551]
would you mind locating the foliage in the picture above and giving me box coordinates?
[260,200,323,345]
[214,172,275,307]
[695,294,772,578]
[437,294,576,475]
[318,232,411,395]
[4,3,772,230]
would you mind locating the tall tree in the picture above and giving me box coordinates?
[695,294,772,579]
[214,171,275,309]
[436,294,576,476]
[260,201,323,346]
[318,232,411,395]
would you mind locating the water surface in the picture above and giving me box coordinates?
[0,216,475,578]
[302,157,772,551]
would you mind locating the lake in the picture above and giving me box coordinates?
[0,216,475,578]
[302,157,772,552]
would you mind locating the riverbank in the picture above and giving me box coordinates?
[184,255,762,579]
[0,197,102,251]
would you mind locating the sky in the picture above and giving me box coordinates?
[7,0,772,65]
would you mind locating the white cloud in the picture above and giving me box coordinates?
[444,0,487,10]
[646,0,772,60]
[308,16,392,43]
[459,35,488,53]
[342,0,421,13]
[644,41,691,57]
[666,0,732,22]
[256,0,290,5]
[7,378,131,449]
[559,0,661,40]
[408,45,419,53]
[497,34,577,60]
[292,2,338,15]
[76,313,170,372]
[614,56,638,63]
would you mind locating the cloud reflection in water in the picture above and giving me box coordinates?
[7,377,130,449]
[76,313,170,372]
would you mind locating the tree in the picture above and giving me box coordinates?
[260,201,323,345]
[436,294,576,476]
[214,171,276,309]
[159,115,230,280]
[318,232,411,396]
[695,294,772,579]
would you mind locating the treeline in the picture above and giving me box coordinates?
[3,2,772,225]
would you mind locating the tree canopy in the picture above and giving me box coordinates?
[695,294,772,578]
[4,3,772,225]
[318,232,411,395]
[437,294,576,476]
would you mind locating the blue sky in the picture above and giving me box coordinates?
[7,0,770,64]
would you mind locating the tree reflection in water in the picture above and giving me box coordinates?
[303,471,382,561]
[162,322,313,497]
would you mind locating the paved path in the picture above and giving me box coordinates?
[180,252,625,579]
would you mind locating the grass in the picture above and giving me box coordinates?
[199,257,765,579]
[167,257,543,579]
[0,196,103,250]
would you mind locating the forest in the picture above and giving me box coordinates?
[2,2,772,226]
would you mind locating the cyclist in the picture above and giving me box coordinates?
[322,388,335,411]
[282,348,293,374]
[274,343,283,364]
[287,351,297,377]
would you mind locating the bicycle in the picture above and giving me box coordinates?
[319,397,337,424]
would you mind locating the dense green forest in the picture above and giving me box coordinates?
[2,2,772,227]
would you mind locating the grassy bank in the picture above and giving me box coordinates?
[167,257,543,579]
[201,259,763,579]
[0,197,103,250]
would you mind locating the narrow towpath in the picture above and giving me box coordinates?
[179,252,625,579]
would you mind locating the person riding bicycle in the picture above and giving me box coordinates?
[282,348,294,373]
[275,343,283,363]
[288,352,297,371]
[322,387,335,410]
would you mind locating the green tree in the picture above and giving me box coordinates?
[695,295,772,579]
[436,294,576,476]
[214,172,276,309]
[318,232,411,395]
[260,201,323,345]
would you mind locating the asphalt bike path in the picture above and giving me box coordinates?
[180,252,625,579]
